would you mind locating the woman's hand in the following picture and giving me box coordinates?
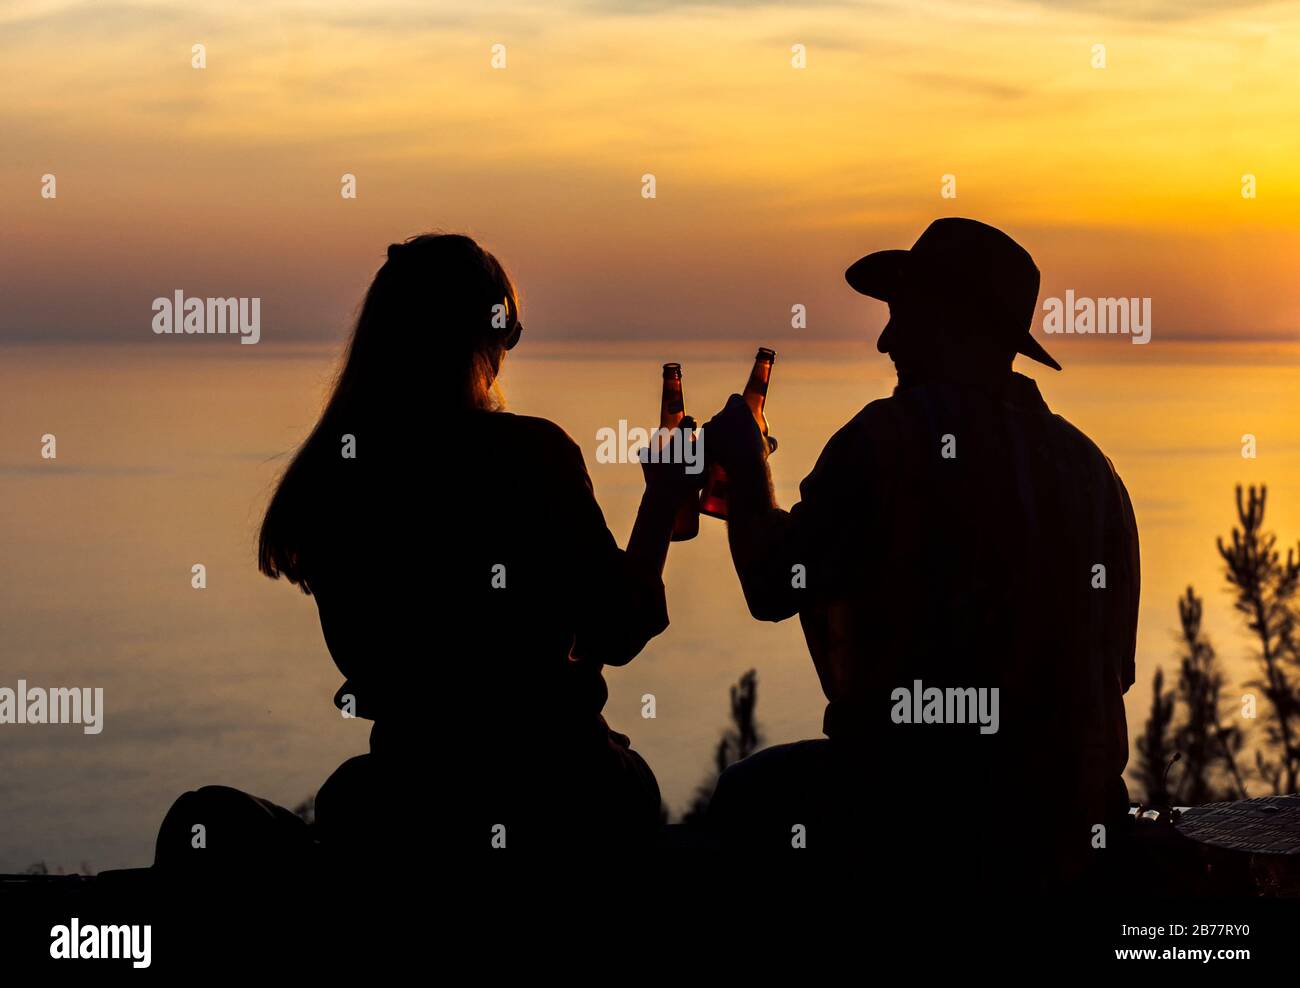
[638,416,706,507]
[626,417,702,580]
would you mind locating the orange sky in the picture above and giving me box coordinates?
[1,0,1298,343]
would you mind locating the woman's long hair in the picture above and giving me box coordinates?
[258,233,520,591]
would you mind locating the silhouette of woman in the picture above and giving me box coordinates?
[155,233,697,864]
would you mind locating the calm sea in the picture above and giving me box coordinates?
[1,338,1297,871]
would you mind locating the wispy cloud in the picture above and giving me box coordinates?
[1,0,1297,342]
[1010,0,1284,21]
[907,70,1029,101]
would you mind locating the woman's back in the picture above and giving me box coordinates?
[295,409,669,855]
[242,234,681,851]
[306,411,643,739]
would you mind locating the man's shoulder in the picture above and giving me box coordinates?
[1041,408,1116,470]
[831,386,1119,471]
[836,395,908,444]
[803,397,906,484]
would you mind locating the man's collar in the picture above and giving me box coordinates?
[1005,371,1049,410]
[893,370,1049,411]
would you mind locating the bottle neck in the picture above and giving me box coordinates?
[661,378,685,427]
[742,362,771,429]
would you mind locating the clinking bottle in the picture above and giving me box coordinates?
[699,347,776,520]
[660,362,700,542]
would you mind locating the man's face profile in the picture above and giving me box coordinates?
[879,288,946,387]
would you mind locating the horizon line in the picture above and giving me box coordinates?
[1,332,1297,347]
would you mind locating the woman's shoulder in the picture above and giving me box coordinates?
[475,410,582,457]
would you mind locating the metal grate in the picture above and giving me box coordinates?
[1175,795,1300,855]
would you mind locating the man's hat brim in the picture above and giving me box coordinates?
[845,249,909,303]
[1017,333,1062,372]
[845,247,1062,372]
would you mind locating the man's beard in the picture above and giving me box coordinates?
[892,362,921,393]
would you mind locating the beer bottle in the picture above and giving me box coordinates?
[659,362,700,541]
[699,347,776,520]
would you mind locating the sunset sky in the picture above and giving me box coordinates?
[3,0,1300,879]
[2,0,1298,344]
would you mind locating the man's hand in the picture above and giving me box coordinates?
[702,395,771,485]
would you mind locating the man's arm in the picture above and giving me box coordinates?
[1109,459,1140,694]
[703,396,804,622]
[727,460,806,622]
[705,394,890,623]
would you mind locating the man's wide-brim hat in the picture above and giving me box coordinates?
[844,217,1061,371]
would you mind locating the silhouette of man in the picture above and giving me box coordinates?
[702,218,1138,889]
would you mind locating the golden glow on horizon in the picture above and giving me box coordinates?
[1,0,1298,341]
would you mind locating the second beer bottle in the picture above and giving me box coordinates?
[660,362,700,541]
[699,347,776,520]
